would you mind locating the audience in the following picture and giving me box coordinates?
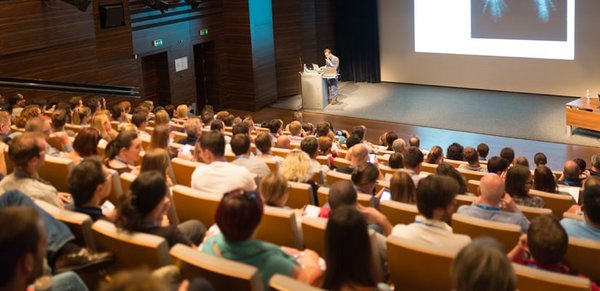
[388,152,404,169]
[230,133,270,178]
[336,143,369,174]
[104,130,142,175]
[457,174,530,232]
[533,165,558,193]
[388,171,416,204]
[459,146,486,172]
[586,153,600,177]
[425,145,444,164]
[514,156,529,168]
[391,175,471,252]
[446,142,464,161]
[191,132,256,196]
[68,127,101,164]
[259,172,290,207]
[254,132,284,164]
[322,206,382,290]
[116,171,205,247]
[401,146,424,186]
[559,160,582,187]
[533,152,547,167]
[179,117,202,146]
[487,156,510,176]
[351,162,379,195]
[452,237,516,291]
[279,150,319,202]
[200,189,322,287]
[436,163,468,194]
[500,147,515,165]
[560,177,600,241]
[92,112,117,142]
[476,143,489,161]
[505,165,544,208]
[68,158,114,221]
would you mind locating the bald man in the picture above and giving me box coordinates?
[336,144,368,174]
[457,174,530,232]
[559,160,582,187]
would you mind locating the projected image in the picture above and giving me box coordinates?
[414,0,575,60]
[472,0,568,41]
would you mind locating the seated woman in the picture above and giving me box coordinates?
[436,163,468,194]
[388,171,416,204]
[259,172,290,207]
[116,171,205,247]
[279,150,319,203]
[92,112,118,143]
[140,148,175,187]
[200,189,322,287]
[149,124,176,158]
[506,165,544,208]
[71,106,92,126]
[322,205,384,290]
[352,162,380,196]
[425,145,444,165]
[104,130,142,175]
[68,127,101,164]
[15,104,41,128]
[533,165,558,193]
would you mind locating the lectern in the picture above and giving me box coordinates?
[301,71,328,110]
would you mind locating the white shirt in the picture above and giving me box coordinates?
[191,161,257,196]
[391,215,471,253]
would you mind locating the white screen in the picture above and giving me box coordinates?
[415,0,575,60]
[378,0,600,97]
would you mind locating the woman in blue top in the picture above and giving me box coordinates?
[200,189,322,289]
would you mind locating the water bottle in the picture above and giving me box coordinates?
[586,89,590,100]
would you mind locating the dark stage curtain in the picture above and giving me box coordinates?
[333,0,380,83]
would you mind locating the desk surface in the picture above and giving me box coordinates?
[566,98,600,110]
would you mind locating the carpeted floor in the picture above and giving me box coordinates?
[271,82,600,147]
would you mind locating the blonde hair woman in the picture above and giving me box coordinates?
[279,150,313,183]
[92,112,117,142]
[175,104,189,119]
[71,106,91,125]
[154,109,170,126]
[259,173,289,207]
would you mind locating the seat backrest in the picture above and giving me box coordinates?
[106,169,123,208]
[451,213,521,251]
[38,155,74,192]
[529,189,575,216]
[379,165,400,179]
[4,145,13,174]
[119,172,137,194]
[444,158,468,168]
[326,170,351,187]
[255,206,303,249]
[172,131,187,143]
[516,205,552,221]
[467,179,480,195]
[332,157,351,168]
[301,217,327,257]
[458,169,486,182]
[316,155,328,166]
[64,123,83,133]
[171,185,220,227]
[269,274,324,291]
[456,194,475,208]
[171,158,204,187]
[316,187,330,207]
[264,159,278,173]
[170,244,263,291]
[35,200,96,251]
[271,147,291,158]
[565,236,600,283]
[287,181,315,208]
[513,263,590,291]
[379,200,418,226]
[421,162,438,174]
[91,220,170,271]
[386,235,455,291]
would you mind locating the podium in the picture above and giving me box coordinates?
[301,71,328,110]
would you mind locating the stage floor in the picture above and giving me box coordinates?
[272,82,600,147]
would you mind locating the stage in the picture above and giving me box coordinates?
[271,82,600,147]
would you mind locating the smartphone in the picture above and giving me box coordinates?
[380,189,391,202]
[180,144,192,155]
[369,153,376,164]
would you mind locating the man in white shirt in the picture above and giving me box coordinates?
[391,175,471,253]
[191,132,256,196]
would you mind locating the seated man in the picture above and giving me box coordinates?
[131,111,150,141]
[509,214,599,289]
[391,175,471,253]
[561,177,600,241]
[254,132,284,164]
[178,117,202,146]
[191,132,256,196]
[458,146,486,172]
[230,133,270,179]
[287,121,304,143]
[300,136,327,177]
[0,191,113,273]
[477,143,489,161]
[401,146,425,186]
[0,133,68,208]
[336,143,368,174]
[487,156,510,176]
[0,207,89,291]
[559,160,583,187]
[457,174,530,232]
[25,117,73,158]
[67,158,114,221]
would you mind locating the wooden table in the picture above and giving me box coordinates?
[565,98,600,135]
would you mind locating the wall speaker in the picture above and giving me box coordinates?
[99,4,124,29]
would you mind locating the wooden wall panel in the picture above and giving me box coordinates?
[272,0,302,98]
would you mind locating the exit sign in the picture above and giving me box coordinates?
[199,28,209,36]
[152,39,164,47]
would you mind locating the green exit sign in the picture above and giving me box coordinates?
[152,39,164,47]
[199,28,209,36]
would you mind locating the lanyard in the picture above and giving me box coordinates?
[475,204,501,211]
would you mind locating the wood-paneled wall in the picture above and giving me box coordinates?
[0,0,140,101]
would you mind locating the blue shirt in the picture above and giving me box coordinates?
[457,204,530,232]
[560,218,600,241]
